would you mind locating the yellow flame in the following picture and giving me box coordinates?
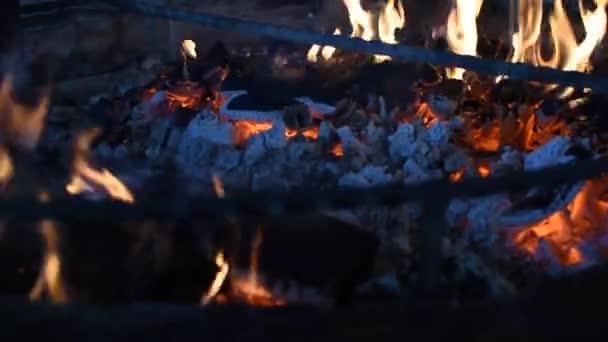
[29,220,68,303]
[0,146,13,186]
[65,129,134,203]
[212,174,225,198]
[446,0,485,79]
[307,0,405,63]
[201,250,230,306]
[0,75,49,150]
[181,39,197,59]
[505,0,607,96]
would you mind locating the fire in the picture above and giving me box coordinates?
[212,173,225,198]
[29,220,68,303]
[508,0,608,97]
[449,168,465,183]
[307,0,405,63]
[0,146,13,186]
[477,164,491,177]
[201,250,230,306]
[66,129,134,203]
[229,227,286,307]
[445,0,484,79]
[513,176,608,266]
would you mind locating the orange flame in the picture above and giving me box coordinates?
[66,129,134,203]
[307,0,405,63]
[445,0,484,79]
[229,227,286,307]
[201,250,230,306]
[505,0,607,96]
[513,176,608,266]
[29,220,68,303]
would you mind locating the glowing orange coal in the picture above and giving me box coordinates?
[512,175,608,266]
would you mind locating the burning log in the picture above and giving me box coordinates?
[105,0,608,93]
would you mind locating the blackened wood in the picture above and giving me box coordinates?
[5,264,608,342]
[224,214,378,305]
[106,0,608,93]
[0,157,607,221]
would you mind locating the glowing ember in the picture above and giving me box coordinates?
[449,168,465,183]
[212,174,225,198]
[201,250,230,306]
[307,0,405,63]
[229,227,286,307]
[66,129,134,203]
[445,0,484,79]
[513,176,608,266]
[477,164,491,177]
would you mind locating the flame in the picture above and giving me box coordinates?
[212,174,225,198]
[477,164,491,177]
[445,0,485,79]
[181,39,197,59]
[0,146,13,186]
[201,250,230,306]
[449,169,465,183]
[66,129,134,203]
[506,0,607,96]
[513,175,608,266]
[229,227,286,307]
[29,220,68,303]
[307,0,405,63]
[0,75,49,150]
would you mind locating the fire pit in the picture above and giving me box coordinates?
[3,0,608,339]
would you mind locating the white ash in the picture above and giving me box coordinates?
[388,123,417,160]
[338,165,392,188]
[214,147,242,170]
[365,121,387,148]
[244,134,266,165]
[336,126,366,157]
[176,137,219,174]
[243,119,288,165]
[144,117,173,161]
[403,158,442,184]
[183,111,236,146]
[443,148,471,173]
[492,147,524,173]
[131,91,169,127]
[465,194,512,244]
[293,97,336,119]
[317,120,335,144]
[425,121,451,147]
[524,136,574,171]
[286,142,316,163]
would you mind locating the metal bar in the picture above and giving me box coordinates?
[103,0,608,93]
[0,157,607,220]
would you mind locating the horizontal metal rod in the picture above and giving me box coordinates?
[105,0,608,93]
[1,157,606,220]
